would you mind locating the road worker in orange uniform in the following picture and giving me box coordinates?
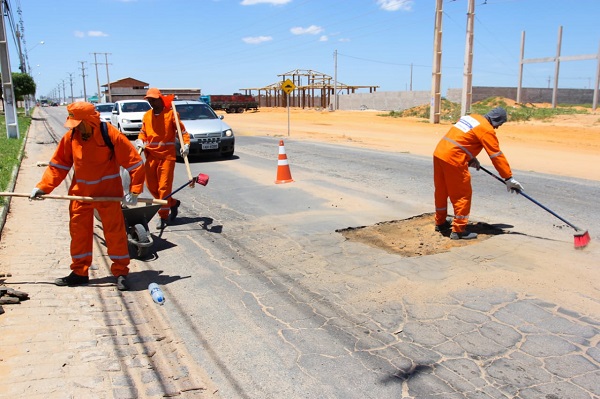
[433,107,523,240]
[30,102,145,290]
[135,88,190,230]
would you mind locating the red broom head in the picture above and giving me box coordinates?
[196,173,209,187]
[574,230,591,249]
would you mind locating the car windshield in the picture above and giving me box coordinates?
[121,102,151,113]
[176,104,217,121]
[95,104,114,112]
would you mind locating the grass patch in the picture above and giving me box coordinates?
[381,96,590,122]
[0,110,31,205]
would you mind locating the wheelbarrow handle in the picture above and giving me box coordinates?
[0,192,168,205]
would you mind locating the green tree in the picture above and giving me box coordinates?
[11,72,36,100]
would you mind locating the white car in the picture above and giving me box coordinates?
[94,103,115,124]
[110,99,151,138]
[173,100,234,158]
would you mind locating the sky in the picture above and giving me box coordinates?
[9,0,600,101]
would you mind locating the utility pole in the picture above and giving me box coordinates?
[461,0,475,116]
[0,1,19,138]
[333,49,338,111]
[92,53,101,102]
[79,61,87,101]
[430,0,443,124]
[104,53,112,102]
[62,80,67,104]
[67,73,75,103]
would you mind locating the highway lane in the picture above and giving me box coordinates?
[36,107,600,398]
[147,136,600,398]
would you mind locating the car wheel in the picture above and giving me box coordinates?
[237,108,245,113]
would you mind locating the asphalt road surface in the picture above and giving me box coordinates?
[41,107,600,399]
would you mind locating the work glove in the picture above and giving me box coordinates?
[29,187,45,200]
[505,177,523,194]
[180,144,190,158]
[122,192,138,206]
[134,139,146,151]
[468,157,481,170]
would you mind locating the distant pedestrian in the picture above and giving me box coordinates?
[433,107,523,239]
[30,102,145,290]
[135,88,190,230]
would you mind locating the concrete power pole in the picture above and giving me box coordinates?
[0,1,20,138]
[68,73,75,103]
[430,0,443,124]
[461,0,475,116]
[79,61,87,101]
[104,53,112,102]
[333,49,338,110]
[92,53,101,102]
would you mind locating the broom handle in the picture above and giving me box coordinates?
[479,166,581,231]
[171,103,195,188]
[0,192,167,205]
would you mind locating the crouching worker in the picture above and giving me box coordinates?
[30,102,145,291]
[433,107,523,240]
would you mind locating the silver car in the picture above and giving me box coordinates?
[95,103,115,124]
[173,100,234,158]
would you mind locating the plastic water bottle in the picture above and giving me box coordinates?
[148,283,165,305]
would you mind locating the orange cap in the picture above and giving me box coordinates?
[144,88,162,99]
[64,102,100,128]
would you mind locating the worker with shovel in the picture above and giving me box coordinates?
[30,102,145,290]
[433,107,523,240]
[136,88,191,230]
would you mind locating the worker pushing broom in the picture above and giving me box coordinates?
[433,107,590,249]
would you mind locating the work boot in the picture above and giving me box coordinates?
[435,220,451,232]
[116,275,129,291]
[55,272,89,287]
[450,231,478,240]
[169,200,181,222]
[156,218,168,230]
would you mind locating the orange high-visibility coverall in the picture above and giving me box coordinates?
[36,122,145,278]
[433,113,513,233]
[138,107,190,220]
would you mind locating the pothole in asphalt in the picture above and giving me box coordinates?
[336,213,506,257]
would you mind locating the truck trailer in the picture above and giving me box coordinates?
[200,93,259,113]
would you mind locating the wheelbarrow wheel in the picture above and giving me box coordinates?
[132,223,150,258]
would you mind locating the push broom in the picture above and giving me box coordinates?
[479,166,590,249]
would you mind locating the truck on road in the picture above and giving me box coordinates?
[200,93,259,113]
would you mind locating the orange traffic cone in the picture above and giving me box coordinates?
[275,140,294,184]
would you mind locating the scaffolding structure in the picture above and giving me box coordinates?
[239,69,379,109]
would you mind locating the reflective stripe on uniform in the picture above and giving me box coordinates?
[75,172,121,186]
[49,161,71,171]
[443,136,475,160]
[146,142,176,147]
[72,251,93,259]
[125,160,143,172]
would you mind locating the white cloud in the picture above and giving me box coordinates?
[241,0,291,5]
[339,38,351,43]
[74,30,109,38]
[88,31,109,37]
[290,25,323,35]
[319,35,328,42]
[376,0,413,11]
[242,35,273,44]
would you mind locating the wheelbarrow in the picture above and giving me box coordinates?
[122,203,162,259]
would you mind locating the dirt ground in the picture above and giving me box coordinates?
[224,104,599,258]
